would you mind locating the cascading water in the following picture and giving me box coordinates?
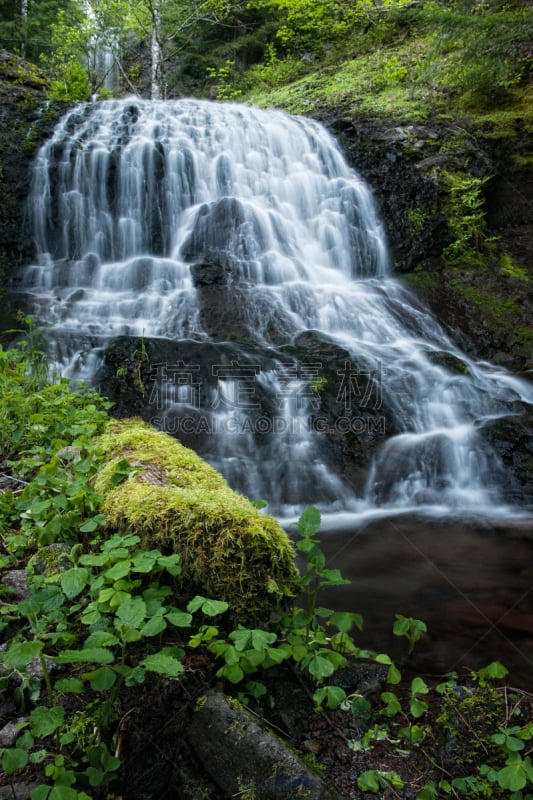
[20,97,533,517]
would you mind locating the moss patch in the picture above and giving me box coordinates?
[94,418,299,624]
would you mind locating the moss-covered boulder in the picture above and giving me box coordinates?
[93,418,299,624]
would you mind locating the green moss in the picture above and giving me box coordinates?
[501,253,531,282]
[516,326,533,344]
[450,277,520,322]
[401,269,436,294]
[28,543,70,576]
[437,686,505,770]
[94,419,299,624]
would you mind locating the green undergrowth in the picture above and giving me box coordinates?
[247,36,440,121]
[1,336,532,799]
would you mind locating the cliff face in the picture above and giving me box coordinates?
[323,110,533,372]
[0,51,67,333]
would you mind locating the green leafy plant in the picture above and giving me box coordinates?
[0,530,230,798]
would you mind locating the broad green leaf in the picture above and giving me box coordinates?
[141,615,167,637]
[251,629,277,650]
[31,498,51,515]
[125,666,145,686]
[104,560,132,581]
[476,660,509,685]
[54,678,85,694]
[242,648,264,667]
[265,647,288,665]
[320,568,350,586]
[16,731,34,750]
[306,653,336,680]
[29,706,65,737]
[410,698,429,718]
[79,514,106,532]
[30,786,51,800]
[115,597,146,630]
[198,598,229,617]
[187,594,229,617]
[497,762,529,792]
[82,666,117,691]
[381,691,402,716]
[229,626,252,651]
[156,553,182,576]
[393,616,410,636]
[84,631,119,648]
[387,664,402,684]
[357,770,380,792]
[329,610,363,633]
[80,608,102,626]
[296,505,321,536]
[130,550,160,572]
[54,647,114,665]
[313,685,347,709]
[2,747,29,774]
[49,786,79,800]
[219,662,245,683]
[1,640,44,670]
[105,534,140,549]
[166,610,193,627]
[189,625,219,647]
[141,653,184,678]
[60,567,89,599]
[411,676,429,695]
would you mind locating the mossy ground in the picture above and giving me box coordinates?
[94,418,300,625]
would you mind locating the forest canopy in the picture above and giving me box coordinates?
[0,0,531,108]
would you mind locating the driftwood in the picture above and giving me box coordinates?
[188,691,346,800]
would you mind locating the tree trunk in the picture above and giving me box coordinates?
[20,0,28,59]
[151,0,162,99]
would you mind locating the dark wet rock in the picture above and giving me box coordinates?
[479,411,533,504]
[0,782,39,799]
[280,330,396,475]
[0,50,69,342]
[425,350,471,375]
[0,718,27,747]
[322,113,456,273]
[1,570,29,601]
[190,259,229,286]
[181,196,265,275]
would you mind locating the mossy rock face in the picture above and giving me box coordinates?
[93,418,299,624]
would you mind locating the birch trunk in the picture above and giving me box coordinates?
[21,0,28,58]
[151,0,162,99]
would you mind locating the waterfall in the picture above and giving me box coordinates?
[21,98,533,517]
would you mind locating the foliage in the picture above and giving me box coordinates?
[206,59,243,100]
[440,171,492,265]
[1,338,532,798]
[0,531,229,797]
[0,322,110,464]
[0,0,84,62]
[250,0,413,58]
[416,2,532,110]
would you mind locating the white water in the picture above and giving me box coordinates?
[22,98,533,516]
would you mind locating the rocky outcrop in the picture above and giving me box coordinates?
[0,51,68,338]
[322,111,533,370]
